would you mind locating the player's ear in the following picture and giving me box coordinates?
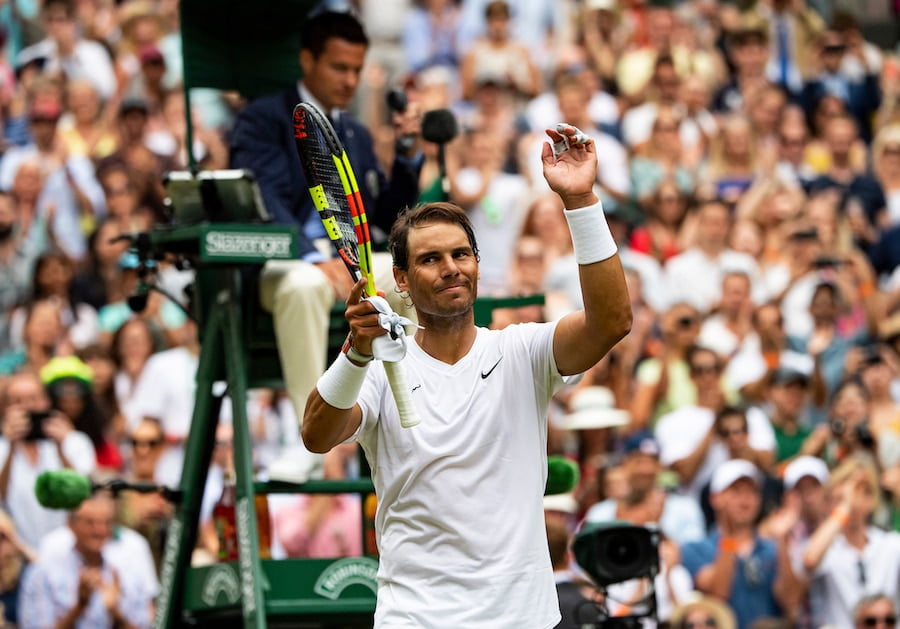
[393,266,408,293]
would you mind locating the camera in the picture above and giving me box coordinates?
[829,418,846,436]
[24,411,50,441]
[813,256,844,269]
[855,422,876,449]
[573,522,660,587]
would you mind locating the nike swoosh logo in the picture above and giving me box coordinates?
[481,357,502,379]
[411,384,422,393]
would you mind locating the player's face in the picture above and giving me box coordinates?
[301,38,367,111]
[395,221,478,320]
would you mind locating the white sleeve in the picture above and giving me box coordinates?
[746,406,776,452]
[60,431,97,474]
[126,356,166,431]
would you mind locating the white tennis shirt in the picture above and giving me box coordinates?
[354,322,568,628]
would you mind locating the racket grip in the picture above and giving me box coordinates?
[384,361,420,428]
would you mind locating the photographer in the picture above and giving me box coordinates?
[0,371,95,547]
[801,378,876,468]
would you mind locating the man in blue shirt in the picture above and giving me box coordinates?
[681,459,801,629]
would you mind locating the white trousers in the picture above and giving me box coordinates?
[258,253,415,421]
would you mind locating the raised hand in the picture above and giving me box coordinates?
[541,124,599,210]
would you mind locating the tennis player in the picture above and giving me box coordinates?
[302,125,631,628]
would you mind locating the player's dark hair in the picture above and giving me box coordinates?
[389,202,480,271]
[300,11,368,58]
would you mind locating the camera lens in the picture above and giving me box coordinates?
[603,531,641,567]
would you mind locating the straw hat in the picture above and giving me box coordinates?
[669,592,736,629]
[558,387,629,430]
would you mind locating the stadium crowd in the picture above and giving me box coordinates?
[0,0,898,627]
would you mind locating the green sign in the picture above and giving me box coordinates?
[312,557,379,600]
[201,228,295,262]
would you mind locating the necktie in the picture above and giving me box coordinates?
[777,18,790,88]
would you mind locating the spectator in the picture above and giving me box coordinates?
[700,114,762,207]
[655,348,776,500]
[122,317,202,486]
[96,251,187,350]
[681,459,800,629]
[273,444,362,559]
[0,95,105,261]
[629,107,696,204]
[852,594,898,629]
[401,0,461,74]
[15,0,116,101]
[772,105,816,190]
[872,125,900,228]
[19,492,154,629]
[800,29,881,143]
[802,377,873,468]
[546,516,598,629]
[806,114,886,234]
[0,508,35,626]
[76,344,123,442]
[0,371,95,547]
[229,10,421,419]
[746,0,825,97]
[70,218,131,312]
[0,190,49,354]
[110,318,155,429]
[7,251,100,353]
[764,367,816,464]
[669,592,737,629]
[0,299,69,377]
[118,417,171,569]
[699,271,755,360]
[41,355,122,472]
[583,435,706,547]
[56,79,117,161]
[630,304,702,432]
[663,199,765,314]
[629,180,689,265]
[801,457,900,628]
[857,347,900,439]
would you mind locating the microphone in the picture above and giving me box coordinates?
[545,456,579,496]
[35,469,182,510]
[386,88,408,114]
[35,469,93,510]
[421,109,458,145]
[386,88,416,155]
[422,109,459,200]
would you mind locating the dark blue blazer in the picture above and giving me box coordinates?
[801,73,881,142]
[230,87,421,258]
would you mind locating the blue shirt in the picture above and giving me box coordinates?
[681,530,782,629]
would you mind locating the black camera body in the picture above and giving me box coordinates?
[573,521,660,587]
[24,411,50,441]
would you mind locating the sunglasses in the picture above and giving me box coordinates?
[718,427,747,438]
[691,364,719,375]
[130,438,162,449]
[684,619,717,629]
[677,316,698,329]
[862,617,897,627]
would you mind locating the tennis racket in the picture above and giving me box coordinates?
[292,102,420,428]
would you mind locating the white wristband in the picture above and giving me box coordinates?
[563,202,618,265]
[316,353,369,409]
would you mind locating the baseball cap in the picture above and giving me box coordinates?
[138,44,165,65]
[783,456,828,490]
[623,434,661,458]
[585,0,616,10]
[710,459,761,494]
[558,386,630,430]
[771,366,810,387]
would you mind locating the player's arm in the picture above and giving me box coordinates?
[302,279,386,453]
[542,127,632,376]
